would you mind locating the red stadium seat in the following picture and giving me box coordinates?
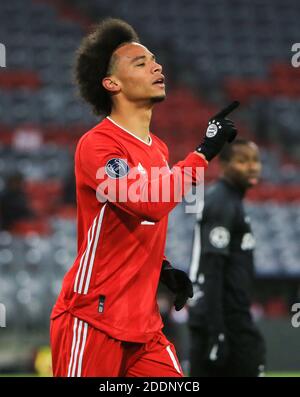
[11,219,51,236]
[0,71,41,90]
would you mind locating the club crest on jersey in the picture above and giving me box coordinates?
[137,162,147,175]
[209,226,230,249]
[105,158,129,179]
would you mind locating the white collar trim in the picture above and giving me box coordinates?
[106,116,152,146]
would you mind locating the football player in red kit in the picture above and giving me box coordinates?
[50,18,238,377]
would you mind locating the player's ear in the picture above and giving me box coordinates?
[102,76,120,93]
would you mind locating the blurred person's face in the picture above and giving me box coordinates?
[103,42,165,106]
[222,143,262,190]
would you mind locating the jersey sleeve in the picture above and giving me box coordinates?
[77,133,208,223]
[200,199,235,256]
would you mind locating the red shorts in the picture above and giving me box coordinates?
[50,312,183,377]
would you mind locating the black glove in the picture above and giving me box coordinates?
[196,101,239,161]
[160,261,193,311]
[204,332,229,368]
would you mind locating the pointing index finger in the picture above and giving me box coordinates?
[212,100,240,119]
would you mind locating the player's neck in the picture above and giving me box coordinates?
[109,105,152,143]
[221,176,247,197]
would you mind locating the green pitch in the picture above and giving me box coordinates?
[266,372,300,377]
[0,372,300,377]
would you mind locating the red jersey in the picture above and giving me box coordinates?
[51,117,207,343]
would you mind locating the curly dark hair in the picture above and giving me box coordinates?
[74,18,140,116]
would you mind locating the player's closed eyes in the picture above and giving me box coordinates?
[234,158,247,163]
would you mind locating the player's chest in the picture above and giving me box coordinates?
[232,212,255,252]
[125,145,170,175]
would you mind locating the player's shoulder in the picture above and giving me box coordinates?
[205,180,228,200]
[206,179,239,200]
[204,180,237,216]
[77,118,124,152]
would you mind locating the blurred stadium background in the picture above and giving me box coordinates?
[0,0,299,376]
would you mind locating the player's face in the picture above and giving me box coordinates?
[223,143,262,189]
[111,42,166,103]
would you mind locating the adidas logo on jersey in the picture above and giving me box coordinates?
[137,162,147,174]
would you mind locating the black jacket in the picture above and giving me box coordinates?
[188,178,256,333]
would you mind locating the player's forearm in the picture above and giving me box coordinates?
[100,152,208,222]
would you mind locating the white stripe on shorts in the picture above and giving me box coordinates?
[67,317,78,377]
[70,319,83,377]
[67,317,88,377]
[77,321,88,377]
[166,345,182,374]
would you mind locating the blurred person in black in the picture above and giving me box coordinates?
[188,139,266,377]
[0,173,33,230]
[63,168,76,205]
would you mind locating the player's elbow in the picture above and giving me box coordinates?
[142,211,166,223]
[142,214,161,223]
